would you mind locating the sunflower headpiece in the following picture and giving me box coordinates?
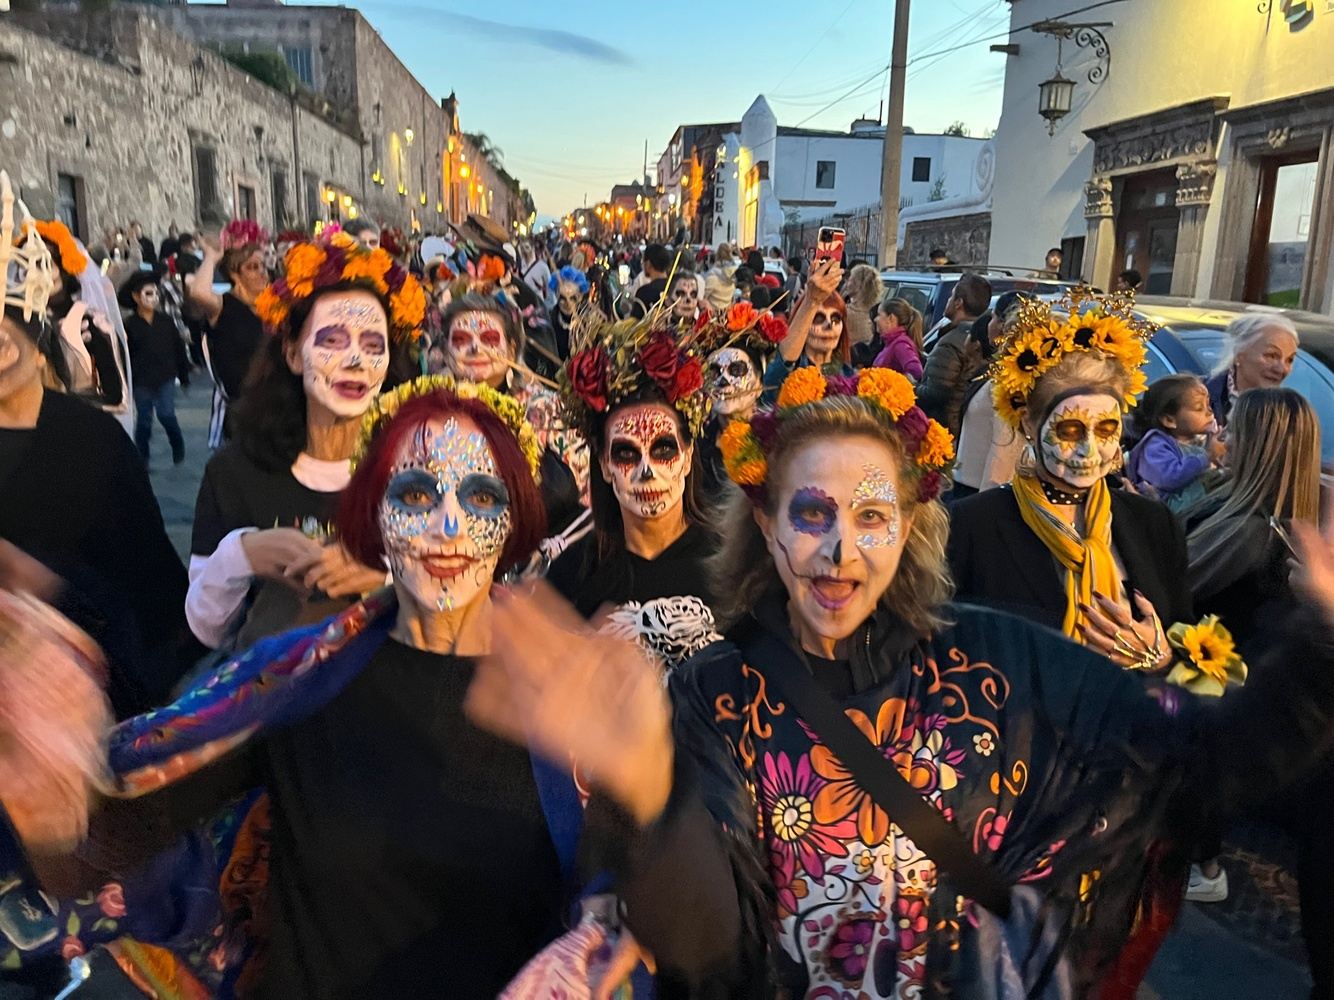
[989,286,1156,429]
[254,231,426,343]
[352,373,542,482]
[720,366,955,504]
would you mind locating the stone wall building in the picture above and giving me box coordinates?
[0,2,526,247]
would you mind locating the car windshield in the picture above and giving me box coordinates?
[1170,325,1334,465]
[883,281,934,318]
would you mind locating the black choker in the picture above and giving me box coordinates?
[1040,481,1088,505]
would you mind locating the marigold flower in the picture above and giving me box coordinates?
[856,367,916,419]
[390,278,426,331]
[726,301,759,332]
[730,457,768,487]
[776,366,827,409]
[342,250,392,294]
[916,419,955,468]
[284,244,326,297]
[718,420,753,465]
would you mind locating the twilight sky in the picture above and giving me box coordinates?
[306,0,1013,221]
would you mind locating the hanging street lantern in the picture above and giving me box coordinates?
[1038,70,1075,135]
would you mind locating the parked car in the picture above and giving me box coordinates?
[880,267,1079,334]
[1134,297,1334,475]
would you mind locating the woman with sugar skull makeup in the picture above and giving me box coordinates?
[761,257,854,405]
[439,292,585,534]
[947,291,1248,996]
[547,264,590,360]
[0,374,694,997]
[548,309,724,668]
[185,232,423,653]
[462,359,1334,1000]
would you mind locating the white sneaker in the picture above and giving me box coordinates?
[1186,863,1229,903]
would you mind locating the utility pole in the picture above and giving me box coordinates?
[879,0,911,268]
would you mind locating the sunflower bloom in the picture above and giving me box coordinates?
[1165,615,1247,696]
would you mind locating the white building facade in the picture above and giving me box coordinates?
[701,96,986,251]
[988,0,1334,312]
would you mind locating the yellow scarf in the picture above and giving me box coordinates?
[1011,473,1119,640]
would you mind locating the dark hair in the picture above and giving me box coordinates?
[749,286,772,309]
[643,243,671,273]
[1119,268,1142,288]
[586,394,710,563]
[878,296,924,354]
[1046,248,1062,257]
[745,250,765,275]
[786,255,803,272]
[437,292,525,361]
[732,266,755,289]
[233,281,409,473]
[1131,374,1205,440]
[344,218,380,239]
[1,306,70,390]
[339,388,545,576]
[929,247,947,259]
[952,273,992,317]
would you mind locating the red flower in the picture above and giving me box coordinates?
[385,263,408,294]
[894,894,930,952]
[669,356,703,402]
[692,308,712,333]
[896,406,929,447]
[639,332,680,385]
[568,348,610,412]
[61,936,84,961]
[97,882,126,918]
[315,246,347,287]
[758,312,789,344]
[726,301,759,332]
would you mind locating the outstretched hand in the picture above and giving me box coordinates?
[465,582,674,827]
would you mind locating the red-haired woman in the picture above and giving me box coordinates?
[0,378,690,997]
[761,257,852,404]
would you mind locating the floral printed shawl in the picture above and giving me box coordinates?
[669,598,1207,1000]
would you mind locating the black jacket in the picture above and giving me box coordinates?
[947,484,1195,634]
[126,311,191,391]
[917,319,985,438]
[0,391,197,716]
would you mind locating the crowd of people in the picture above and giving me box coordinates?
[1,164,1333,1000]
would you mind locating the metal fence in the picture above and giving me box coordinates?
[782,204,884,267]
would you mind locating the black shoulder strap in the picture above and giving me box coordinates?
[749,630,1012,917]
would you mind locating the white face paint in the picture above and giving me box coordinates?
[599,403,691,520]
[556,280,582,319]
[760,439,909,650]
[669,277,699,319]
[1037,392,1124,490]
[298,290,390,418]
[379,415,512,613]
[446,309,511,388]
[705,347,760,419]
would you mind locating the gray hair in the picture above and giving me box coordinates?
[1214,313,1300,375]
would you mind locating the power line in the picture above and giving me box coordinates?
[769,0,860,95]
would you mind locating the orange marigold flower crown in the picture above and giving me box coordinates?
[989,286,1157,429]
[720,366,955,504]
[31,219,88,277]
[254,231,426,343]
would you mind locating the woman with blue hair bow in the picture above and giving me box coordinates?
[548,265,590,360]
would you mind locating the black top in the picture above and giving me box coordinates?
[207,293,264,401]
[125,311,191,391]
[947,484,1195,633]
[0,391,193,716]
[192,445,347,648]
[548,521,718,619]
[632,278,668,318]
[122,641,566,999]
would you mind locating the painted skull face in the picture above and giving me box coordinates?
[298,290,390,418]
[446,309,511,388]
[379,415,512,613]
[1037,392,1123,490]
[669,278,699,319]
[808,305,844,355]
[761,439,909,649]
[600,403,691,520]
[556,280,583,319]
[706,347,760,418]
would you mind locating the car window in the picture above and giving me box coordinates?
[884,282,933,317]
[1284,354,1334,465]
[1169,327,1228,372]
[1142,341,1173,386]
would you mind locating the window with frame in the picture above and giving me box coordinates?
[283,46,314,87]
[303,171,321,225]
[912,157,931,183]
[193,144,223,225]
[815,160,836,189]
[1245,151,1319,307]
[236,183,257,222]
[270,169,290,228]
[56,173,84,241]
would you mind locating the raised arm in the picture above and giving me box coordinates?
[187,231,225,327]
